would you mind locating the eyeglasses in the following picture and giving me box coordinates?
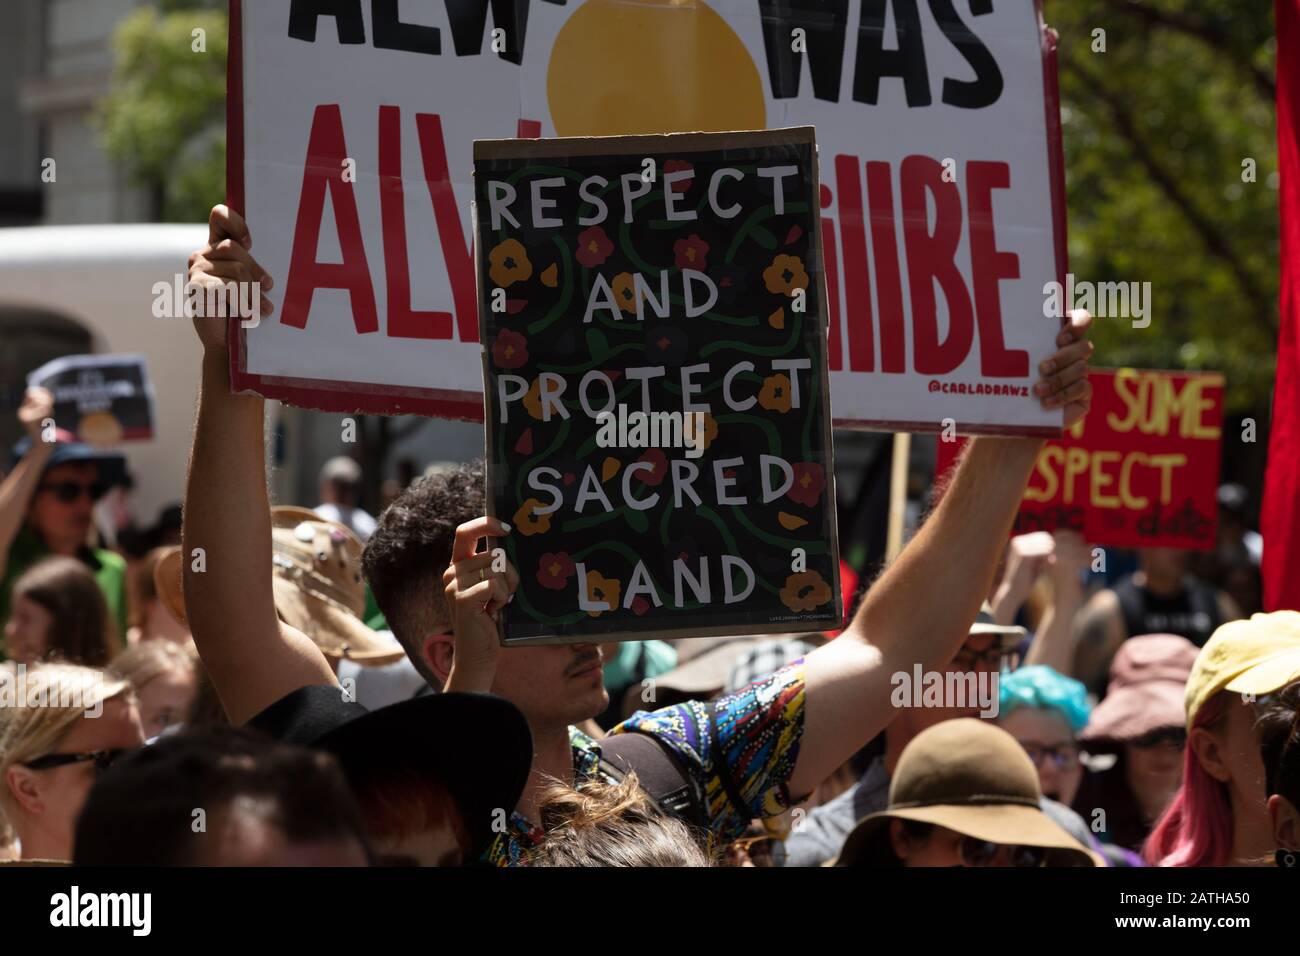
[1130,728,1187,751]
[959,835,1048,868]
[22,749,126,776]
[39,480,109,504]
[1018,741,1081,771]
[954,643,1015,673]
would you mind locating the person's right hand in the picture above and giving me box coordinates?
[442,516,517,688]
[1000,531,1054,604]
[186,204,275,352]
[17,386,54,444]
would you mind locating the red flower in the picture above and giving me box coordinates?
[575,226,614,268]
[631,596,650,616]
[663,160,693,193]
[492,329,528,369]
[673,234,709,272]
[537,552,576,590]
[634,448,668,486]
[788,462,826,507]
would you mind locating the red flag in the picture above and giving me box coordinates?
[1263,0,1300,609]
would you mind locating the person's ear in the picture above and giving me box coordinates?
[1268,794,1300,852]
[5,765,44,818]
[423,633,455,685]
[1189,725,1231,783]
[888,819,911,862]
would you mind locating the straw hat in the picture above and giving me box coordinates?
[154,507,403,666]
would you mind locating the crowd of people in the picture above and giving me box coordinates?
[0,204,1297,869]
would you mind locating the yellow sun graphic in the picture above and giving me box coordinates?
[548,0,766,137]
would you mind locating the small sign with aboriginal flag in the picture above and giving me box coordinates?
[474,128,842,644]
[28,354,155,446]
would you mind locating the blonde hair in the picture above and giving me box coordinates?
[533,772,713,867]
[0,664,131,823]
[109,639,196,695]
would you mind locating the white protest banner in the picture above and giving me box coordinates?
[231,0,1065,435]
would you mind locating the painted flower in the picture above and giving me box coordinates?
[522,378,543,420]
[540,263,559,287]
[788,462,826,507]
[663,159,693,192]
[584,571,621,617]
[575,226,614,268]
[634,448,668,486]
[645,325,687,366]
[631,596,650,616]
[512,498,552,536]
[780,570,833,613]
[492,328,529,369]
[489,238,532,288]
[762,254,809,296]
[537,552,575,590]
[673,234,709,271]
[758,374,793,413]
[611,272,638,315]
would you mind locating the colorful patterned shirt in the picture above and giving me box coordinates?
[484,659,806,866]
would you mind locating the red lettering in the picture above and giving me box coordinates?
[901,155,972,376]
[282,104,379,333]
[865,160,906,374]
[414,113,479,344]
[821,184,843,372]
[379,106,452,339]
[835,154,874,372]
[967,161,1026,377]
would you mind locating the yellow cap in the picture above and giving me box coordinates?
[1185,611,1300,729]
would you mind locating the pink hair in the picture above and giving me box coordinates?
[1142,693,1233,867]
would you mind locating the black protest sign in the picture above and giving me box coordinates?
[474,128,841,644]
[28,354,155,445]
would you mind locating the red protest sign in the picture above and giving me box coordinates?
[936,369,1224,550]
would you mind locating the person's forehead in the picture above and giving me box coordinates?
[43,461,99,483]
[1001,706,1074,741]
[62,698,145,749]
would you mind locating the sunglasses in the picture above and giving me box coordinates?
[1131,728,1187,751]
[959,835,1047,868]
[39,480,110,504]
[1018,741,1081,771]
[22,748,127,776]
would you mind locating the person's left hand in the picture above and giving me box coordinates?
[1034,309,1094,428]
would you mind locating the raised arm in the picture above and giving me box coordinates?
[0,388,55,581]
[789,312,1094,796]
[1023,530,1090,672]
[183,204,336,725]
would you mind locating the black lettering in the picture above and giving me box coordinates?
[756,0,850,101]
[288,0,366,44]
[852,0,931,107]
[373,0,441,54]
[929,0,1002,108]
[445,0,531,64]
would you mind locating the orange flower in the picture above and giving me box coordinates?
[512,498,552,536]
[780,570,832,613]
[540,263,558,287]
[523,378,544,419]
[758,374,793,413]
[610,272,638,315]
[584,570,621,617]
[489,239,532,288]
[763,254,809,296]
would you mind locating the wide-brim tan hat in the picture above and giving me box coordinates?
[154,507,403,666]
[835,718,1101,867]
[968,602,1028,650]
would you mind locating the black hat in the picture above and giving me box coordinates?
[248,685,532,858]
[10,437,128,489]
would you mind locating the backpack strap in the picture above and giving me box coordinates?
[598,731,708,830]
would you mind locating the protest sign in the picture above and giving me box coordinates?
[229,0,1064,433]
[935,369,1224,550]
[475,128,841,644]
[27,354,155,445]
